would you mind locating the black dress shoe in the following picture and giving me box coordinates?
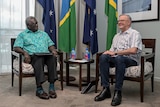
[36,90,49,100]
[49,90,57,98]
[94,87,111,101]
[111,90,122,106]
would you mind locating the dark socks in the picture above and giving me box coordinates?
[49,83,55,91]
[37,86,43,94]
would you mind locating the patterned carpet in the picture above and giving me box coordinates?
[0,73,160,107]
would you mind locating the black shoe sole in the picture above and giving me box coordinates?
[36,92,49,100]
[94,95,111,101]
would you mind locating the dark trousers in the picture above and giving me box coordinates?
[99,54,137,91]
[30,55,58,86]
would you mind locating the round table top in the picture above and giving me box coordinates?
[64,59,94,64]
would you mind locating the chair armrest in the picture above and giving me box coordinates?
[96,52,103,66]
[140,53,155,77]
[57,51,63,56]
[96,52,103,57]
[11,51,23,74]
[141,53,155,59]
[57,51,63,72]
[11,51,22,58]
[141,53,155,65]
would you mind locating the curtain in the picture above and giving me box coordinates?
[0,0,35,74]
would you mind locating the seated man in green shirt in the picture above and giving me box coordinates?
[13,16,58,100]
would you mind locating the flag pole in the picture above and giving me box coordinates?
[87,7,91,57]
[57,0,60,51]
[76,0,80,59]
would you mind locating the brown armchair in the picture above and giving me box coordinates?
[11,38,63,96]
[95,39,155,102]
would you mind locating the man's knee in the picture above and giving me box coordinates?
[115,55,125,63]
[100,54,110,63]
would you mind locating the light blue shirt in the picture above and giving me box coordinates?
[110,27,142,64]
[13,29,54,55]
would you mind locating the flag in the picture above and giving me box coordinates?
[105,0,117,50]
[38,0,57,47]
[83,0,98,55]
[58,0,76,53]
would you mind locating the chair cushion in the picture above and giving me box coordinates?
[13,58,60,74]
[109,62,153,77]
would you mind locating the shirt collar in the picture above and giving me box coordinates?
[25,29,40,33]
[120,27,132,34]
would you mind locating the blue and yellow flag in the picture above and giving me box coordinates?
[58,0,76,53]
[83,0,98,55]
[38,0,57,47]
[105,0,117,50]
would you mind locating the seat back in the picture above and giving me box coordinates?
[141,39,155,78]
[142,39,155,53]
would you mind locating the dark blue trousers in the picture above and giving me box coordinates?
[30,55,58,86]
[99,54,137,91]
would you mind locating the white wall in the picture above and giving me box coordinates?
[132,21,160,81]
[96,0,160,81]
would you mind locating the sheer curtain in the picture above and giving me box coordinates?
[0,0,35,74]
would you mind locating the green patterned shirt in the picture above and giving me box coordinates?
[13,29,54,55]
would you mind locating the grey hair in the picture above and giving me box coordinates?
[119,14,132,22]
[25,16,35,26]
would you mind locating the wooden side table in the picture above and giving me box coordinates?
[64,59,94,91]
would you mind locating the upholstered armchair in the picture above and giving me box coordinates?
[95,39,155,102]
[11,38,63,96]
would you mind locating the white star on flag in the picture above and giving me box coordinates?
[50,29,53,33]
[93,9,96,15]
[95,28,98,31]
[90,30,93,36]
[49,10,53,16]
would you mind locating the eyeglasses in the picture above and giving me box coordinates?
[118,20,127,22]
[28,21,38,27]
[31,21,38,25]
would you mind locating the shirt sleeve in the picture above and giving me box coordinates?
[13,33,24,48]
[131,32,142,51]
[45,32,54,47]
[109,33,118,51]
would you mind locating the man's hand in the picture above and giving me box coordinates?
[103,50,115,56]
[23,52,31,63]
[51,50,58,57]
[49,46,57,57]
[13,47,31,63]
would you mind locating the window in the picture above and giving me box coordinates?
[0,0,35,73]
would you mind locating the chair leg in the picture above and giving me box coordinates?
[95,80,98,93]
[19,76,22,96]
[95,67,99,93]
[11,72,14,87]
[60,71,63,90]
[140,81,144,102]
[151,76,154,92]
